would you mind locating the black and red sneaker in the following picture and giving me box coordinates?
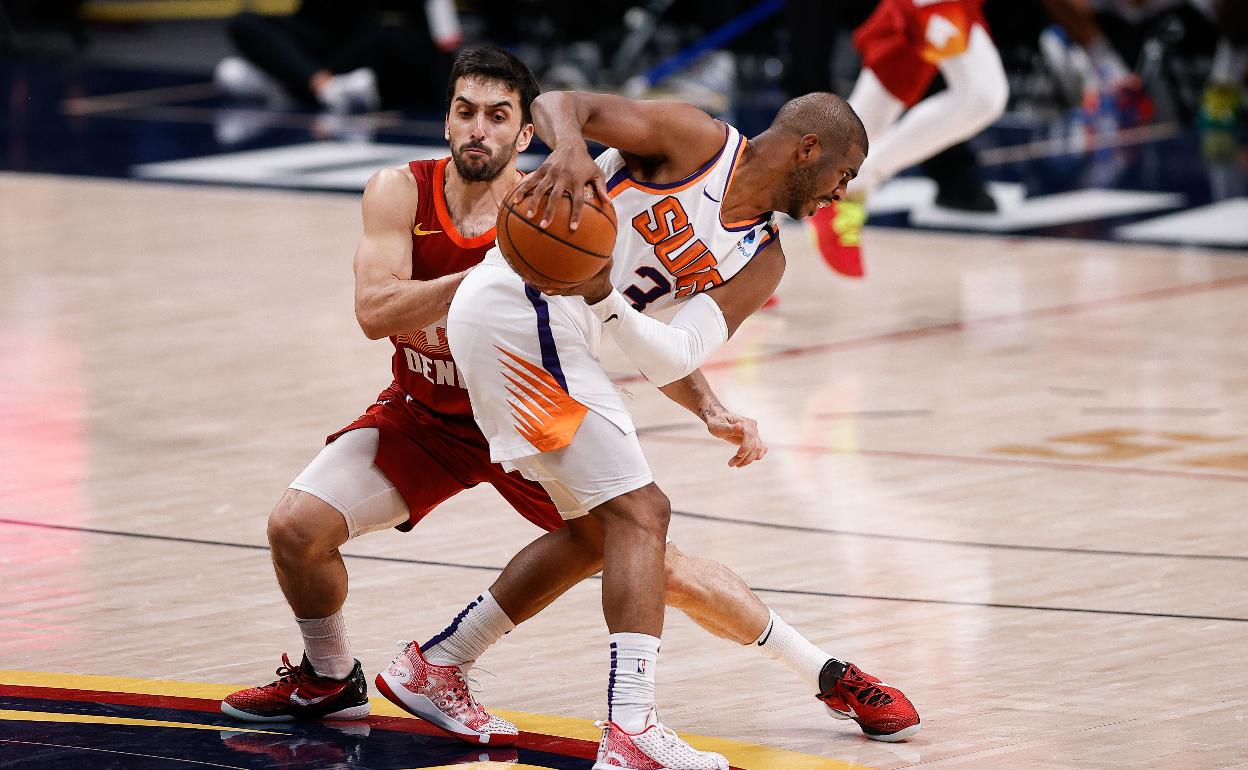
[221,653,370,722]
[816,659,920,742]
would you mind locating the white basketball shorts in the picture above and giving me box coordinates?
[447,250,652,518]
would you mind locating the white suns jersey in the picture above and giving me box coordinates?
[595,122,778,316]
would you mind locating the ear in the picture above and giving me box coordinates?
[798,133,822,163]
[515,122,535,153]
[444,115,450,141]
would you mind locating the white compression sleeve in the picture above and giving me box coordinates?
[588,290,728,386]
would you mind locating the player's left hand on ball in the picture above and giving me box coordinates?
[706,411,768,468]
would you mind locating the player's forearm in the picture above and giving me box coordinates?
[355,271,467,339]
[659,369,725,423]
[531,91,591,151]
[588,290,729,386]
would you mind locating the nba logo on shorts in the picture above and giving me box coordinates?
[637,660,647,674]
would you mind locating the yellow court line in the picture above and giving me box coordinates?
[0,670,875,770]
[0,709,282,735]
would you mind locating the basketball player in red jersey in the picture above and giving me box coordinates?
[222,46,918,745]
[812,0,1009,276]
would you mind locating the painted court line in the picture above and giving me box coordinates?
[640,432,1248,485]
[1,518,1241,623]
[669,510,1248,563]
[0,672,861,770]
[615,272,1248,384]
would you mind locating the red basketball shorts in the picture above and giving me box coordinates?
[326,383,565,534]
[853,0,988,106]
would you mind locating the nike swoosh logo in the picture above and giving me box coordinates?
[412,223,443,236]
[605,314,619,323]
[289,686,344,707]
[702,188,721,203]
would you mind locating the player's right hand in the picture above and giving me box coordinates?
[705,410,768,468]
[511,145,609,231]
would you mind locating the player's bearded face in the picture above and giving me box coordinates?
[452,134,517,182]
[781,163,820,219]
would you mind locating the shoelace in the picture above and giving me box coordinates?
[390,641,482,710]
[271,653,310,686]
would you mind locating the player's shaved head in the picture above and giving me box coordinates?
[772,92,868,160]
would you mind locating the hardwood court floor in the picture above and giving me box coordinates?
[2,172,1247,769]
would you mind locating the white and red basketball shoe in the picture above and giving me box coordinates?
[592,716,728,770]
[375,640,518,746]
[816,660,921,742]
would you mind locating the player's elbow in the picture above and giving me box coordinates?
[355,305,390,340]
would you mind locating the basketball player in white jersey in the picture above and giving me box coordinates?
[391,91,918,768]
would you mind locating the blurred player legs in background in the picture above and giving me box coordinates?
[809,0,1009,277]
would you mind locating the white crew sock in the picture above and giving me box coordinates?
[754,609,830,691]
[296,610,354,680]
[422,591,516,668]
[608,632,660,732]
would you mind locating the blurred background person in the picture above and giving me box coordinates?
[791,0,1009,276]
[1038,0,1230,125]
[214,0,461,113]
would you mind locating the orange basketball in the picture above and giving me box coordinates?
[496,186,616,289]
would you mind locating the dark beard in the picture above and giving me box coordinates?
[452,141,515,182]
[783,163,818,219]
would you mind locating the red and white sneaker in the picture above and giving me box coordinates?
[809,199,866,278]
[375,640,518,746]
[816,659,920,742]
[221,653,370,722]
[592,716,728,770]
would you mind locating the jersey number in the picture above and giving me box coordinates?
[623,266,671,311]
[623,195,723,306]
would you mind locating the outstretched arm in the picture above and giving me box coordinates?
[353,167,468,339]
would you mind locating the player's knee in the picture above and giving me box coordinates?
[267,492,345,559]
[976,72,1010,123]
[961,60,1008,124]
[630,484,671,535]
[600,483,671,536]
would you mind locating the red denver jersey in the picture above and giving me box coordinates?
[388,158,496,417]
